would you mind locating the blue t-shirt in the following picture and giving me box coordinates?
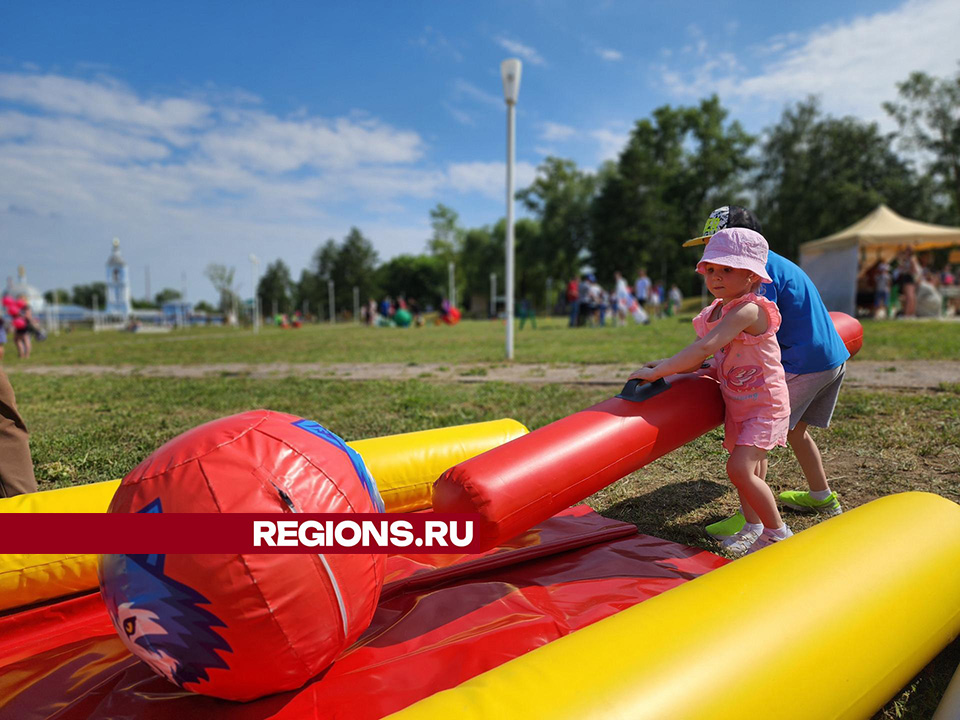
[755,251,849,375]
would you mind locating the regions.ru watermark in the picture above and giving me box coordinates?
[253,518,474,550]
[0,513,482,554]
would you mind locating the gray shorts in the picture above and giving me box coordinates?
[785,363,845,430]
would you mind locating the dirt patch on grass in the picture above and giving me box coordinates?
[13,359,960,390]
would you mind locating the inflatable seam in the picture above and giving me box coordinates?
[255,427,366,516]
[227,474,318,679]
[0,554,91,577]
[270,481,350,643]
[123,413,271,485]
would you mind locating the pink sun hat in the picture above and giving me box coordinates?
[696,227,773,283]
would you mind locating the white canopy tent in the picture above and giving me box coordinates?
[799,205,960,315]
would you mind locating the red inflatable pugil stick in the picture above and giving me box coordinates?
[434,313,863,551]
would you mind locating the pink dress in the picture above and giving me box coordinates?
[2,296,28,331]
[692,293,790,452]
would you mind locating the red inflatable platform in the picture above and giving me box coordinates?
[0,508,727,720]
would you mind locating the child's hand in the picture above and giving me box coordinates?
[628,366,658,382]
[644,359,663,369]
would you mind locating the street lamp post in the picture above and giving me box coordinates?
[490,272,497,319]
[448,261,456,309]
[328,279,335,324]
[501,58,522,360]
[249,254,260,334]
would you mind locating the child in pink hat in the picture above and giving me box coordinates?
[629,227,792,556]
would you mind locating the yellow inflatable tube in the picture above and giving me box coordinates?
[0,418,527,611]
[388,493,960,720]
[351,419,528,513]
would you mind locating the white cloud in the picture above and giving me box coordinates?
[0,111,170,162]
[495,36,546,66]
[198,112,425,173]
[414,26,464,63]
[452,78,502,108]
[596,48,623,62]
[0,73,211,139]
[0,69,533,298]
[540,121,577,142]
[659,0,960,126]
[591,127,630,162]
[442,102,475,126]
[447,161,538,199]
[361,221,433,257]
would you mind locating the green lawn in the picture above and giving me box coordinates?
[7,314,960,367]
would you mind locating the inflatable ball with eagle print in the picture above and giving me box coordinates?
[98,410,386,701]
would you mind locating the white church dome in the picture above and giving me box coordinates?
[6,266,45,312]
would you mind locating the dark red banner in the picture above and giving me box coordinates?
[0,513,483,554]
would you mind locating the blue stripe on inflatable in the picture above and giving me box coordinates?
[290,419,386,513]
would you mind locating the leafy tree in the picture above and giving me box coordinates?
[293,268,322,317]
[257,259,294,316]
[154,288,182,306]
[312,239,339,282]
[459,225,502,311]
[43,288,70,304]
[204,264,239,314]
[884,66,960,223]
[487,218,547,310]
[300,230,379,319]
[193,300,219,314]
[517,157,596,285]
[455,218,545,313]
[591,96,753,291]
[298,242,338,320]
[426,204,465,263]
[426,204,465,306]
[71,282,108,309]
[514,218,546,308]
[376,254,446,307]
[334,228,379,317]
[756,98,936,259]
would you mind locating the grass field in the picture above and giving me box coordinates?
[6,313,960,367]
[4,317,960,719]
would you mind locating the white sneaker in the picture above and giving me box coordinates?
[743,526,794,556]
[720,525,763,556]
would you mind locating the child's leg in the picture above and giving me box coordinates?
[787,421,829,493]
[738,456,767,524]
[727,446,784,530]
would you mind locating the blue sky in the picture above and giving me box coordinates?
[2,0,958,303]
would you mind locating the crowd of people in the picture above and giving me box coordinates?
[564,269,683,328]
[859,248,959,318]
[273,311,305,329]
[363,296,427,328]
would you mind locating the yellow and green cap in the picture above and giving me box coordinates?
[683,205,763,247]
